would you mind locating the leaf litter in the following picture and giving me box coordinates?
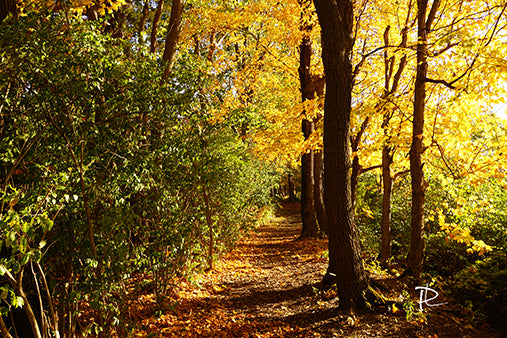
[126,203,501,338]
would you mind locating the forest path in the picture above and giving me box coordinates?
[132,203,497,337]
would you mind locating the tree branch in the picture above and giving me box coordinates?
[484,2,507,48]
[358,164,382,175]
[0,316,13,338]
[393,169,410,181]
[426,0,441,31]
[423,77,456,89]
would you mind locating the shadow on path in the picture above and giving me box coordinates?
[140,202,501,337]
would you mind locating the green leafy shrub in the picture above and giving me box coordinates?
[355,172,382,252]
[0,11,276,336]
[447,250,507,330]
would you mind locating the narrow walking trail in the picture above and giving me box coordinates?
[131,203,499,337]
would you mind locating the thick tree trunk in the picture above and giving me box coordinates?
[298,15,319,239]
[406,0,440,282]
[314,0,369,310]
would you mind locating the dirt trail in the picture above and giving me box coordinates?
[134,203,500,337]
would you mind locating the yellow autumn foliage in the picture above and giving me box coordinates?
[437,210,493,255]
[17,0,126,15]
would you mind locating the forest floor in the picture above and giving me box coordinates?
[129,203,502,338]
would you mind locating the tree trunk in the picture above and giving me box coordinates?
[350,117,369,211]
[150,0,165,53]
[379,21,409,266]
[300,138,319,238]
[313,0,369,310]
[138,0,150,36]
[162,0,184,80]
[288,173,295,201]
[406,0,440,282]
[0,0,17,23]
[298,10,319,239]
[380,144,393,265]
[314,150,328,234]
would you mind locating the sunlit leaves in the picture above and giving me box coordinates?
[17,0,127,16]
[437,210,493,255]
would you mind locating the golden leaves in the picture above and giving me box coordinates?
[437,210,493,255]
[17,0,126,16]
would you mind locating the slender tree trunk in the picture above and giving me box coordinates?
[288,173,295,201]
[314,0,369,310]
[406,0,440,281]
[379,20,409,266]
[350,117,369,210]
[298,8,319,238]
[1,267,42,338]
[150,0,165,53]
[314,150,328,234]
[162,0,184,79]
[0,316,13,338]
[300,136,319,238]
[138,1,150,36]
[380,144,393,265]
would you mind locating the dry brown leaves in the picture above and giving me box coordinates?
[122,203,500,338]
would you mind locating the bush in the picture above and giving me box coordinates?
[447,250,507,330]
[0,12,276,336]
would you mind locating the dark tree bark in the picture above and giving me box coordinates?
[350,116,369,210]
[406,0,441,282]
[162,0,184,79]
[288,173,296,201]
[150,0,165,53]
[299,122,319,238]
[380,143,393,264]
[311,75,327,234]
[313,149,328,234]
[313,0,369,310]
[379,20,409,266]
[298,2,319,238]
[138,0,150,35]
[0,0,17,23]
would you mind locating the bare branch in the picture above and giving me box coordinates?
[425,55,478,89]
[484,2,507,48]
[393,169,410,181]
[359,164,382,175]
[389,54,407,95]
[426,0,442,31]
[431,139,461,179]
[424,77,456,89]
[430,41,459,57]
